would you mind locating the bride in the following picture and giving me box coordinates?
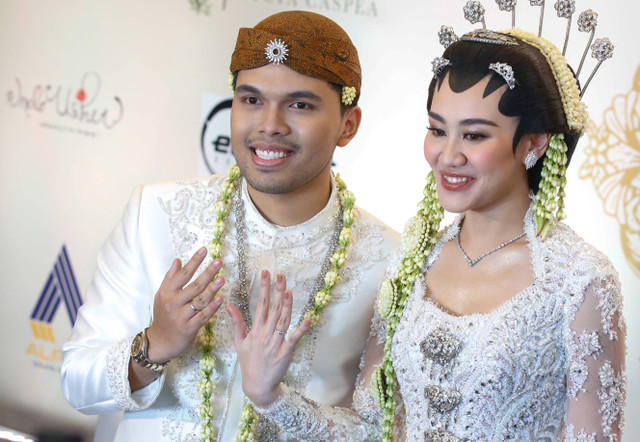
[226,25,626,442]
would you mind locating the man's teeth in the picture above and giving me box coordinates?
[444,175,471,184]
[255,149,290,160]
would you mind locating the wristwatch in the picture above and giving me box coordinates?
[131,328,168,372]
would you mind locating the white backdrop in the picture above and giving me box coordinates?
[1,0,638,439]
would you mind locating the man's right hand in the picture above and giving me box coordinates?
[129,247,225,389]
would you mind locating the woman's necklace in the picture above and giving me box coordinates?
[454,228,526,267]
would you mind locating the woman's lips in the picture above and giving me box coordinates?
[440,172,474,191]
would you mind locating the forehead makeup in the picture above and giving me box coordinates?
[429,78,503,128]
[436,71,507,99]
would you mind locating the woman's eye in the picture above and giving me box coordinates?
[427,127,446,137]
[464,132,486,141]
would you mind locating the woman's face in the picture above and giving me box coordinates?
[424,74,531,215]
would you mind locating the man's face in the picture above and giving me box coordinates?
[230,63,356,197]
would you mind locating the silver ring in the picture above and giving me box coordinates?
[190,303,200,313]
[274,328,285,335]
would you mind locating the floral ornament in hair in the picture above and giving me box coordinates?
[554,0,576,55]
[489,62,516,89]
[576,9,598,76]
[228,72,235,92]
[432,57,452,77]
[464,1,487,28]
[505,28,587,132]
[581,37,614,97]
[495,0,517,11]
[265,38,289,65]
[341,86,357,106]
[438,25,459,48]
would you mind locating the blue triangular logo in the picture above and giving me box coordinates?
[31,245,83,329]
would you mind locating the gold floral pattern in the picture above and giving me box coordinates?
[579,63,640,275]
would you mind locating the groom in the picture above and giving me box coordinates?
[61,9,399,441]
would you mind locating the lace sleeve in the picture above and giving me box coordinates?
[255,312,387,441]
[252,249,406,440]
[565,273,626,441]
[254,382,379,441]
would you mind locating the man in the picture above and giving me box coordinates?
[61,10,398,441]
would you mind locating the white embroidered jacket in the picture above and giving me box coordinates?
[256,207,626,441]
[60,175,399,441]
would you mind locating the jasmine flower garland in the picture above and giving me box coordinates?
[198,165,357,441]
[499,29,579,239]
[371,171,443,441]
[504,28,588,133]
[235,172,357,441]
[198,164,242,441]
[535,134,569,239]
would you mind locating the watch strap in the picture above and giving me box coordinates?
[131,328,168,372]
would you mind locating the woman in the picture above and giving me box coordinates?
[227,26,626,441]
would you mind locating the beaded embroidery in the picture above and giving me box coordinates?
[155,172,393,441]
[389,204,626,440]
[217,203,625,441]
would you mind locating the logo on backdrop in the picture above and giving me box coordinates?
[27,245,83,368]
[6,72,124,137]
[201,96,235,175]
[189,0,378,16]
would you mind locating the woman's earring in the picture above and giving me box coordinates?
[524,152,538,170]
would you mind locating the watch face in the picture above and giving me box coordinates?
[131,334,143,356]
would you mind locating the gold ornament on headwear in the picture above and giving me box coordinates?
[229,10,361,106]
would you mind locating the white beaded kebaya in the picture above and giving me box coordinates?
[372,2,616,440]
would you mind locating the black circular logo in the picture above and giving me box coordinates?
[201,99,234,174]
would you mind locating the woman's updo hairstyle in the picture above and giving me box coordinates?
[427,34,581,193]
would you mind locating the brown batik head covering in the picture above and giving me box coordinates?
[230,10,361,104]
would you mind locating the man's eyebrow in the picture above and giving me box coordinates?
[428,111,498,127]
[286,91,323,102]
[234,84,261,94]
[234,84,323,103]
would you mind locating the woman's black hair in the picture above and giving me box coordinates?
[427,35,582,192]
